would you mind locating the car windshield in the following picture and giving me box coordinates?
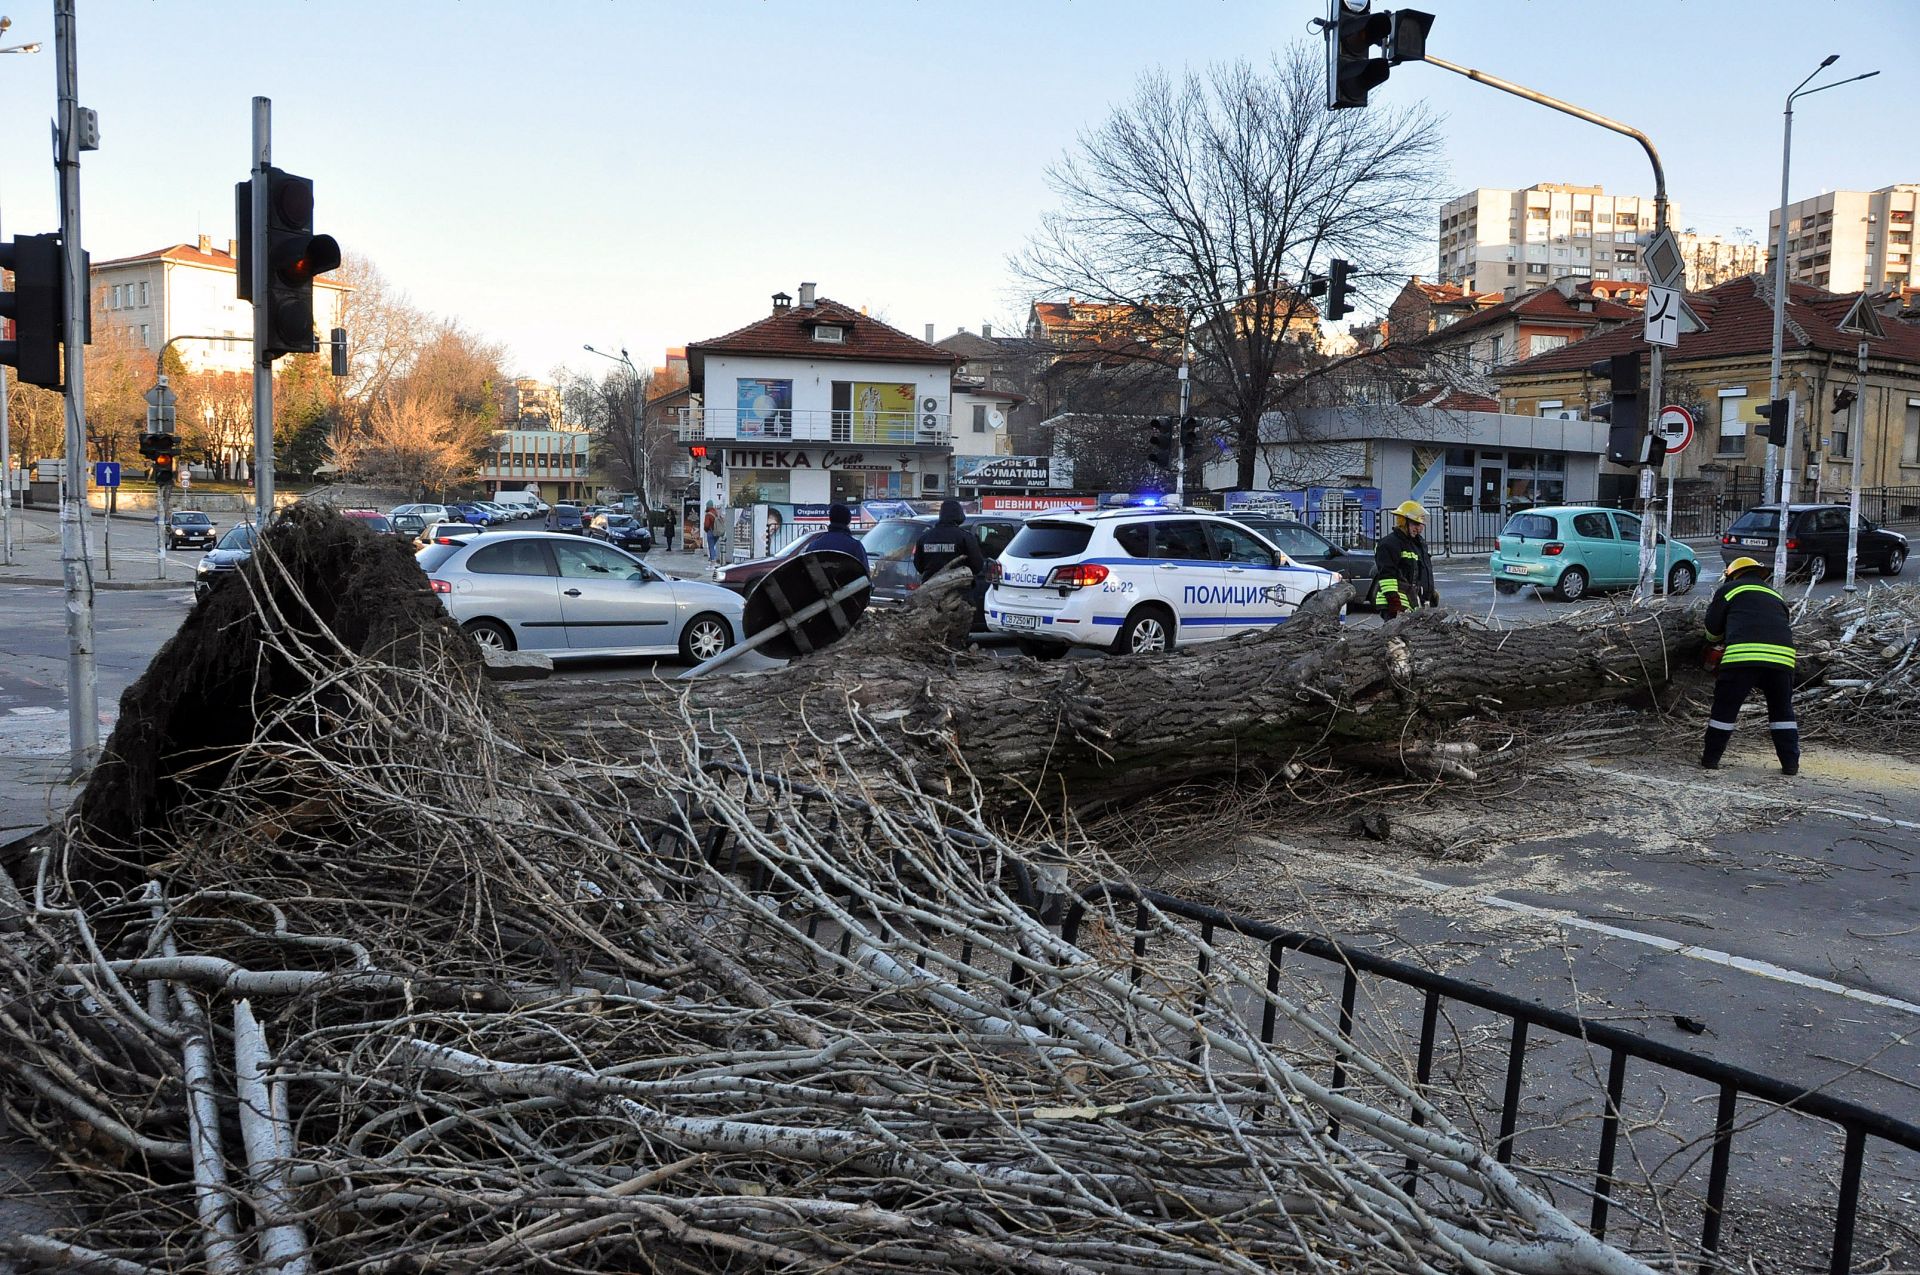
[172,513,210,526]
[1256,523,1336,557]
[1727,509,1783,534]
[604,515,636,529]
[774,532,823,559]
[1004,521,1095,560]
[861,519,924,559]
[1503,513,1558,539]
[215,525,257,552]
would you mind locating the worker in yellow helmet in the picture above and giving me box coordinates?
[1700,556,1799,775]
[1373,499,1438,618]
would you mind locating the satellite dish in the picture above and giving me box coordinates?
[987,410,1007,431]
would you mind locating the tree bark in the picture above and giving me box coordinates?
[512,571,1711,814]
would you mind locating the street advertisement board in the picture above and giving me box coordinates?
[981,493,1097,513]
[953,454,1074,490]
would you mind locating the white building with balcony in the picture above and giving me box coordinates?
[682,284,959,510]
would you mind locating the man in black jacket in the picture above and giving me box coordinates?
[1701,556,1799,774]
[811,503,869,573]
[913,499,985,584]
[1372,500,1438,617]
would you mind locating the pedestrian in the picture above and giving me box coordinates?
[811,503,869,572]
[661,511,675,552]
[914,498,985,591]
[1372,499,1438,617]
[702,501,721,564]
[1700,556,1799,775]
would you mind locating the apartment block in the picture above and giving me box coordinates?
[1437,183,1673,297]
[1767,183,1917,293]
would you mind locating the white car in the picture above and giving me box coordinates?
[984,506,1340,656]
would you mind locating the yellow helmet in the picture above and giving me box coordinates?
[1393,499,1427,524]
[1724,556,1765,576]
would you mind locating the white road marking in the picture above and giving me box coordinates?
[1561,759,1920,833]
[1247,835,1920,1019]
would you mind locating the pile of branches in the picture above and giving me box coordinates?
[0,518,1678,1271]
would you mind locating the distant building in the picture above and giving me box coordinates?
[1767,183,1917,293]
[1437,183,1674,296]
[90,234,349,375]
[479,428,593,504]
[1402,277,1641,377]
[1384,278,1504,344]
[1676,233,1764,290]
[504,377,567,429]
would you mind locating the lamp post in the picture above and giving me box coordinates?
[582,343,649,516]
[1764,55,1880,591]
[0,14,43,566]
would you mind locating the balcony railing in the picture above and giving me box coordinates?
[677,407,948,448]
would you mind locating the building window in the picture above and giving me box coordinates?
[811,325,845,343]
[1718,389,1748,455]
[1904,399,1920,465]
[139,281,149,306]
[1526,263,1548,275]
[1529,334,1568,356]
[972,404,987,433]
[140,324,149,343]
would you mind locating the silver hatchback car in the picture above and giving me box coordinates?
[418,531,741,662]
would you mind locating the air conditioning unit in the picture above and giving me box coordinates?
[922,473,943,493]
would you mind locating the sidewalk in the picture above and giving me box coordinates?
[0,506,197,590]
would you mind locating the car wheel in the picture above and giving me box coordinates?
[1553,565,1589,602]
[1882,547,1906,577]
[1016,638,1066,661]
[1494,580,1522,596]
[679,612,733,664]
[1666,561,1697,596]
[463,618,515,653]
[1113,605,1174,655]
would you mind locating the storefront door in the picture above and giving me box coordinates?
[1477,462,1505,513]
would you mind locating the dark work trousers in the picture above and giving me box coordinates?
[1701,662,1799,770]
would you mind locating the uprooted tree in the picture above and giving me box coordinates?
[5,509,1906,1274]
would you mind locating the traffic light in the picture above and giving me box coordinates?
[0,233,70,390]
[688,444,724,477]
[1325,259,1354,321]
[237,167,342,359]
[1179,415,1199,457]
[1147,417,1173,469]
[1832,387,1857,416]
[1328,1,1391,109]
[1589,353,1644,465]
[138,431,177,460]
[152,454,176,487]
[1754,397,1790,447]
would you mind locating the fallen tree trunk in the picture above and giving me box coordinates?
[514,570,1713,812]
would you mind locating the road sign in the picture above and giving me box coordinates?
[143,384,176,409]
[1642,228,1685,290]
[144,383,177,432]
[1657,404,1695,455]
[92,461,120,488]
[1638,466,1655,500]
[1644,285,1681,348]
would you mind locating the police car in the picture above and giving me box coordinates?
[983,505,1342,655]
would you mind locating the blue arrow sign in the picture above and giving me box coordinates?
[92,461,121,489]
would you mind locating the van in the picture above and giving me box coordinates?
[492,489,545,517]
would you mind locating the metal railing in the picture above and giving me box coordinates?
[676,407,948,449]
[679,763,1920,1273]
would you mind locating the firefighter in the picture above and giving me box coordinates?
[1373,499,1438,618]
[1700,556,1799,775]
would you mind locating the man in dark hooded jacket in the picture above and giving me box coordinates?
[914,499,985,586]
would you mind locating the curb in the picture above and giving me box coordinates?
[0,574,192,591]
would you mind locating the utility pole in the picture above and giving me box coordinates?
[249,96,273,527]
[54,0,96,773]
[1175,336,1190,505]
[1845,340,1867,591]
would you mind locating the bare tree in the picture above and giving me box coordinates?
[329,390,486,500]
[1016,48,1443,489]
[334,255,427,418]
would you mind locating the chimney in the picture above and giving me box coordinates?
[925,323,934,341]
[197,233,212,254]
[798,281,817,308]
[226,238,236,259]
[982,323,992,338]
[772,291,792,312]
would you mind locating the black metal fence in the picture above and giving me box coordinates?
[684,764,1920,1273]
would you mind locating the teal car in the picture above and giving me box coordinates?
[1489,506,1699,601]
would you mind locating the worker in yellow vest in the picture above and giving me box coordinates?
[1700,557,1799,775]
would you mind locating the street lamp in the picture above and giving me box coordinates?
[583,342,648,515]
[0,14,41,566]
[1765,54,1879,590]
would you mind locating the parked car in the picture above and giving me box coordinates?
[418,521,484,548]
[1228,513,1378,609]
[165,510,217,550]
[588,512,654,554]
[1718,503,1907,579]
[450,502,498,526]
[1489,506,1700,600]
[863,513,1027,606]
[389,512,428,542]
[339,508,393,534]
[545,504,586,535]
[391,503,456,525]
[194,523,260,597]
[417,531,742,663]
[712,531,833,593]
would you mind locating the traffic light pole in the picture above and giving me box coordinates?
[1414,52,1668,602]
[54,0,96,774]
[1175,348,1190,504]
[1845,340,1867,592]
[250,96,274,528]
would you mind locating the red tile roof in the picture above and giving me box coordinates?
[1416,283,1640,347]
[1502,277,1920,377]
[687,297,959,384]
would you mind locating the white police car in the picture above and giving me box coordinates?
[983,506,1341,655]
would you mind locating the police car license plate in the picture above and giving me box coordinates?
[1002,612,1039,631]
[1740,538,1767,547]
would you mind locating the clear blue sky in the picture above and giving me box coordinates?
[0,1,1910,382]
